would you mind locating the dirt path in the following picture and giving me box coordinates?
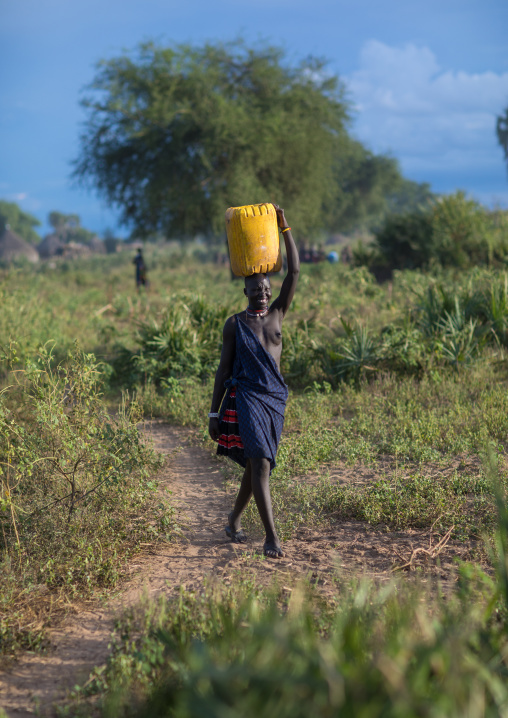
[0,422,474,717]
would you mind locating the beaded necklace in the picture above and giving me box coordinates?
[246,306,269,318]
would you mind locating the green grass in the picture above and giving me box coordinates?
[319,469,496,538]
[3,255,508,548]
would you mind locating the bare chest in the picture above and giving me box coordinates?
[242,312,283,364]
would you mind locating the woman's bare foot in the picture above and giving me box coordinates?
[263,540,283,558]
[225,511,247,543]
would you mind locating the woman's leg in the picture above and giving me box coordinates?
[249,457,282,557]
[229,460,252,532]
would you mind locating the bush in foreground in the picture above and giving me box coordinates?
[77,561,506,717]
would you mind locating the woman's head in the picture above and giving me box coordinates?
[244,273,272,309]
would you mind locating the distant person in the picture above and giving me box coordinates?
[299,243,312,263]
[133,248,147,289]
[340,245,353,265]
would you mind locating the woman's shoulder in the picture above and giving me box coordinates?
[223,313,241,338]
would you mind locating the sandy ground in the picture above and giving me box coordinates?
[0,422,479,717]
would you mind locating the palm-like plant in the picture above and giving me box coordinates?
[320,317,380,384]
[437,312,481,370]
[120,295,229,386]
[478,275,508,345]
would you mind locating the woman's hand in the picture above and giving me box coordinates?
[273,204,289,230]
[209,417,220,442]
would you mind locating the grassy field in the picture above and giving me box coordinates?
[2,245,508,714]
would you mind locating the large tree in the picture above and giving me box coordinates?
[73,40,351,238]
[326,139,401,231]
[0,200,41,244]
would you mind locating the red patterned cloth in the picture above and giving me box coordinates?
[217,388,245,464]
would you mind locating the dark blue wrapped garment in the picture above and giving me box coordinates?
[218,317,288,472]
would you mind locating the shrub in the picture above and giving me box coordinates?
[375,210,434,270]
[112,295,231,387]
[379,322,429,377]
[0,345,171,655]
[431,192,494,267]
[374,192,508,271]
[473,273,508,346]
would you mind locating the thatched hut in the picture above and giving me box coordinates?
[89,235,106,254]
[121,240,144,252]
[38,233,65,259]
[0,227,39,264]
[60,242,91,259]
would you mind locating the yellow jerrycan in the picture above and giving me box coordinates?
[225,203,282,277]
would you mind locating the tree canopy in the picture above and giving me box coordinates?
[326,140,433,232]
[48,211,96,245]
[74,41,353,238]
[73,40,427,239]
[0,200,41,244]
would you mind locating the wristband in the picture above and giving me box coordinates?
[208,412,219,419]
[281,227,291,233]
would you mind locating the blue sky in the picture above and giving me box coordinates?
[1,0,507,238]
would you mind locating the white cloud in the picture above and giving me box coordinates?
[4,193,43,213]
[347,40,508,198]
